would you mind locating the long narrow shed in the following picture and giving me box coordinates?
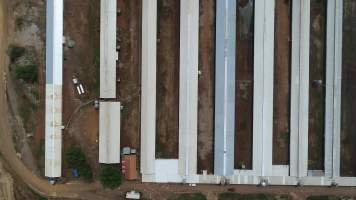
[100,0,117,98]
[45,0,63,178]
[99,101,121,163]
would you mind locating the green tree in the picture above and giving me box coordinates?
[15,64,38,83]
[7,46,25,62]
[65,147,93,182]
[99,164,122,189]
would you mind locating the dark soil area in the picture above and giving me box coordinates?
[341,0,356,177]
[117,0,141,150]
[308,0,327,170]
[273,0,291,165]
[197,0,215,174]
[155,0,180,159]
[235,0,254,170]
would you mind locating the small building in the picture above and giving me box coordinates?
[122,155,137,180]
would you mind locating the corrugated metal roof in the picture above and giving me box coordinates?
[214,0,236,176]
[99,101,121,163]
[100,0,117,98]
[45,0,63,178]
[178,0,199,180]
[122,155,137,180]
[140,0,157,178]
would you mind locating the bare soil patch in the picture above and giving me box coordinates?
[62,0,100,177]
[341,0,356,177]
[117,0,141,150]
[197,0,215,174]
[235,0,254,169]
[273,0,291,165]
[155,0,180,159]
[308,0,327,170]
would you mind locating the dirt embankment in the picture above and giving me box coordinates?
[0,0,15,199]
[0,162,15,200]
[2,0,46,176]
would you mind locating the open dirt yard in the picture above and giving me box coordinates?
[62,0,101,176]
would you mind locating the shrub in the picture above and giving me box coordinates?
[79,163,93,182]
[15,64,38,83]
[99,164,122,189]
[66,147,86,167]
[176,193,207,200]
[306,197,331,200]
[37,196,48,200]
[8,46,25,62]
[15,17,26,30]
[65,147,93,182]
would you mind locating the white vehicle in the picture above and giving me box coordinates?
[72,77,78,85]
[125,191,140,199]
[79,84,85,94]
[76,86,82,95]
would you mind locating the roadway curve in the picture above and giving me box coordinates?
[0,0,107,199]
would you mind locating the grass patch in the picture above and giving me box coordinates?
[37,138,45,157]
[15,16,27,31]
[174,193,207,200]
[100,164,122,189]
[307,197,330,200]
[218,193,290,200]
[65,147,93,182]
[37,196,48,200]
[18,101,37,132]
[14,64,38,83]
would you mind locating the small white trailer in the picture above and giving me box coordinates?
[125,191,140,199]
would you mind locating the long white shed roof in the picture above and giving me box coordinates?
[99,102,121,163]
[214,0,236,177]
[140,0,157,181]
[100,0,117,98]
[45,0,63,178]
